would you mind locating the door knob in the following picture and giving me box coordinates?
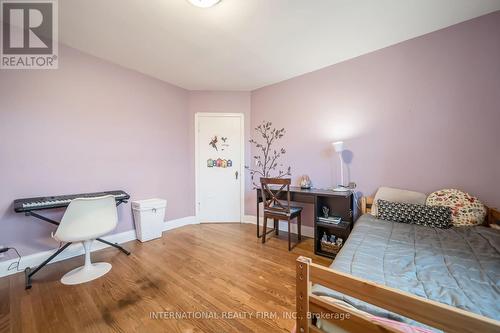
[235,170,239,180]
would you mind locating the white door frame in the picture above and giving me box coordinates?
[195,113,245,223]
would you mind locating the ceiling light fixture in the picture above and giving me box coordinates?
[187,0,221,8]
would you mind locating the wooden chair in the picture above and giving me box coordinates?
[260,178,303,251]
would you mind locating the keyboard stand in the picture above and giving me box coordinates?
[25,242,72,289]
[24,200,131,289]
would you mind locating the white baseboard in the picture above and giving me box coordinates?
[242,215,314,238]
[0,215,197,278]
[163,216,198,231]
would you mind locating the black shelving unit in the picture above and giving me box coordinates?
[314,194,354,259]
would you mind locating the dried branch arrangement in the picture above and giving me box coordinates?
[247,121,291,188]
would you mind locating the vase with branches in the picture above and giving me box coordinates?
[247,121,291,188]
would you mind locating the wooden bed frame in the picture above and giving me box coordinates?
[296,197,500,333]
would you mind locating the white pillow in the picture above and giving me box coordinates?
[371,187,427,216]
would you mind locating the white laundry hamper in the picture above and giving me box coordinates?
[132,199,167,242]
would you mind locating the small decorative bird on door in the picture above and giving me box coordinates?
[209,136,218,151]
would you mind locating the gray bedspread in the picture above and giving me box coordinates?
[312,214,500,326]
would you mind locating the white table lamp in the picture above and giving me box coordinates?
[332,141,347,191]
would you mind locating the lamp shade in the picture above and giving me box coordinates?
[332,141,344,153]
[187,0,221,8]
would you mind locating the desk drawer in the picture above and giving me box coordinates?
[291,193,315,204]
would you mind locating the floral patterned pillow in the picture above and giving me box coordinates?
[426,189,486,226]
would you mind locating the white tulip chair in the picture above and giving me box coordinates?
[53,195,118,285]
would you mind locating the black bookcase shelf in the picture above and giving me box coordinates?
[314,194,354,259]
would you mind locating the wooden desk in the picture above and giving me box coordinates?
[256,187,354,258]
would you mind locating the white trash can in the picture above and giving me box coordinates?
[132,198,167,242]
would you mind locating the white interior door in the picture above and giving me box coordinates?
[197,114,243,223]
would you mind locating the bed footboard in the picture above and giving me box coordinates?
[296,256,500,333]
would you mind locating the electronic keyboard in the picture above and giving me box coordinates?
[14,190,130,213]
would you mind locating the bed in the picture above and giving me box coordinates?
[296,197,500,333]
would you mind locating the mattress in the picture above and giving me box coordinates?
[312,214,500,328]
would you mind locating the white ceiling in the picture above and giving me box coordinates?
[59,0,500,91]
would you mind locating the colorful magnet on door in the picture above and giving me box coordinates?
[209,158,233,168]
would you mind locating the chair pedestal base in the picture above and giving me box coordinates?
[61,262,112,285]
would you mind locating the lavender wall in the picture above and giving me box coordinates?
[0,45,192,256]
[250,12,500,225]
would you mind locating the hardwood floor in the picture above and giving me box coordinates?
[0,223,331,333]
